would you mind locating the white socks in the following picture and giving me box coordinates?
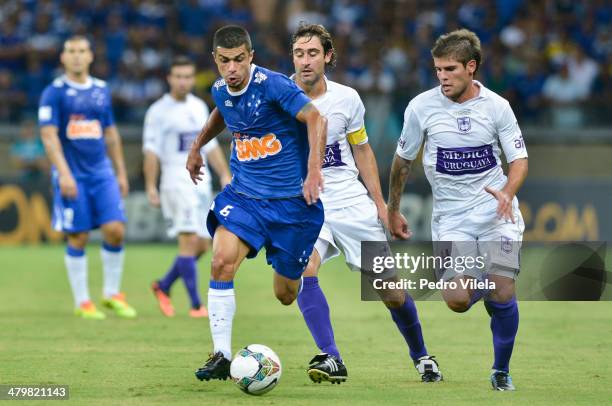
[101,243,124,298]
[65,247,89,307]
[208,282,236,360]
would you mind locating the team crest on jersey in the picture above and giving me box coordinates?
[501,236,513,254]
[66,115,103,139]
[233,132,282,162]
[253,71,267,84]
[214,78,226,90]
[457,117,471,133]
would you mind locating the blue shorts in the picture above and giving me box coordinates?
[52,174,126,233]
[207,185,324,280]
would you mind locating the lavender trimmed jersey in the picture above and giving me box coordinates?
[396,81,528,215]
[212,65,311,199]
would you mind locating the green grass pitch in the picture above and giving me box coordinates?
[1,244,611,405]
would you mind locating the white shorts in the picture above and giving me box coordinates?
[432,196,525,280]
[315,196,387,271]
[160,186,213,239]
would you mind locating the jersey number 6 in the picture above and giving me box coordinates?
[219,205,234,217]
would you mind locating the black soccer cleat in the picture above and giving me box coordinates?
[491,370,516,391]
[307,353,348,384]
[414,355,443,382]
[195,352,231,381]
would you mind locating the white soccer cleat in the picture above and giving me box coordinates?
[414,355,443,382]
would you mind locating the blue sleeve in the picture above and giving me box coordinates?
[101,87,115,129]
[38,85,60,127]
[267,73,311,118]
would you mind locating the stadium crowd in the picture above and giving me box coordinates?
[0,0,610,127]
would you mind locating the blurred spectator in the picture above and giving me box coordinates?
[543,62,586,128]
[0,0,608,126]
[10,120,48,183]
[0,69,27,122]
[26,13,61,67]
[514,59,546,123]
[568,44,599,97]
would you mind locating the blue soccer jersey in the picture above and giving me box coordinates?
[212,65,311,198]
[38,75,115,180]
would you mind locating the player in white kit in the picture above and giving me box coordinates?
[291,24,442,385]
[388,29,528,391]
[143,56,231,318]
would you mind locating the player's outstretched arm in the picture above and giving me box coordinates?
[387,153,413,240]
[143,151,161,207]
[105,126,129,197]
[187,107,226,184]
[296,102,326,205]
[485,157,528,223]
[40,125,77,198]
[352,142,388,229]
[206,145,232,187]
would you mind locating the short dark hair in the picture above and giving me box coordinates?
[168,55,195,73]
[212,25,252,52]
[431,29,482,73]
[291,23,336,68]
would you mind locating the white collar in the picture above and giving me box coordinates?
[63,75,93,90]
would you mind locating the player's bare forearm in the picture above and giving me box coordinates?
[296,102,325,204]
[502,158,528,198]
[388,154,413,212]
[40,125,71,176]
[192,108,226,151]
[352,143,385,208]
[105,126,129,196]
[207,145,232,186]
[143,151,160,191]
[187,108,226,184]
[104,126,127,178]
[296,103,326,171]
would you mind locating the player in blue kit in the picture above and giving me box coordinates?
[39,36,136,320]
[186,25,327,381]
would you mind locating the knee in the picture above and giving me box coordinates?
[210,252,235,281]
[446,298,471,313]
[104,223,124,245]
[380,290,406,309]
[275,291,297,306]
[383,298,405,309]
[68,233,88,249]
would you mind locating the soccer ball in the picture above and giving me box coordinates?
[230,344,282,395]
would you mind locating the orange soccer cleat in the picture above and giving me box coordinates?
[189,306,208,318]
[151,281,175,317]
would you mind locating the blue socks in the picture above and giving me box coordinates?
[388,293,428,361]
[486,297,519,372]
[297,277,341,361]
[176,256,201,309]
[158,257,181,293]
[159,255,201,309]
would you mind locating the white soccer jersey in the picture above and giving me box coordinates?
[396,81,528,215]
[143,93,218,191]
[311,78,369,210]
